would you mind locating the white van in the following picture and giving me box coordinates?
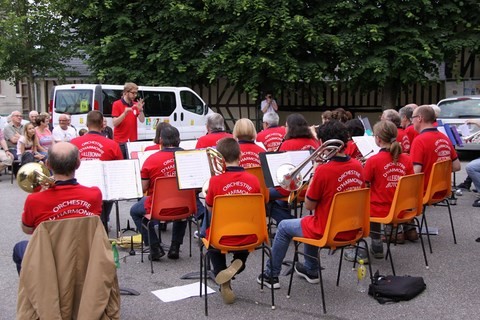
[437,95,480,150]
[50,84,212,140]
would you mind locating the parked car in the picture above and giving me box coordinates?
[437,95,480,151]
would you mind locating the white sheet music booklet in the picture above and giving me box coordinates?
[174,150,212,189]
[75,160,143,200]
[352,136,381,159]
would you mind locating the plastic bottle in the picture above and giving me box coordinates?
[112,241,120,269]
[356,259,367,293]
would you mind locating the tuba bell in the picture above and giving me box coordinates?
[16,162,55,193]
[276,139,345,192]
[201,147,226,196]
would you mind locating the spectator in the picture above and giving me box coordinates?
[260,93,278,114]
[17,123,45,165]
[28,111,39,126]
[101,118,114,140]
[3,110,24,159]
[0,129,14,172]
[35,114,54,156]
[52,114,77,142]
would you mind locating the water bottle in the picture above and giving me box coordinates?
[112,241,120,269]
[356,259,367,293]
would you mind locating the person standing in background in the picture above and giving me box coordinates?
[260,93,278,114]
[112,82,145,158]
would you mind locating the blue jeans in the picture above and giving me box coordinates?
[466,158,480,192]
[130,197,187,246]
[13,240,29,274]
[268,187,293,225]
[264,218,318,277]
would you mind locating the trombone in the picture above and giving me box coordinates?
[276,139,345,202]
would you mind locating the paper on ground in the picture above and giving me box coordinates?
[152,282,215,302]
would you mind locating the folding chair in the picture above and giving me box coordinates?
[421,159,456,254]
[286,188,373,314]
[141,176,197,273]
[245,166,270,203]
[370,173,428,275]
[199,194,274,316]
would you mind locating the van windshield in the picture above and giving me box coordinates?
[438,98,480,118]
[54,89,93,115]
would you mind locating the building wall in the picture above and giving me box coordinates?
[0,80,22,115]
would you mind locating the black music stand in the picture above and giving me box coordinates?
[117,219,141,296]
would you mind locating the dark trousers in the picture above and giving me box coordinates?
[209,251,249,277]
[13,240,29,274]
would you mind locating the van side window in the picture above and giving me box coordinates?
[143,91,176,117]
[180,90,204,115]
[102,89,123,117]
[55,90,93,115]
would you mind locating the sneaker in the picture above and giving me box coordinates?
[257,272,280,289]
[219,281,235,304]
[215,259,243,285]
[473,199,480,207]
[294,262,320,284]
[370,240,384,259]
[382,232,405,244]
[405,228,419,241]
[343,247,369,264]
[457,182,471,191]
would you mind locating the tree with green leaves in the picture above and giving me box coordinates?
[0,0,79,111]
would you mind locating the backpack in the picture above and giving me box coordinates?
[368,270,426,304]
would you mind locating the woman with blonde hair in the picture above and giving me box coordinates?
[232,118,265,168]
[17,122,45,165]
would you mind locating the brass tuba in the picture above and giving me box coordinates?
[276,139,345,192]
[201,147,226,196]
[17,162,55,193]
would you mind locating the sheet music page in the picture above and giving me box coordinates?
[175,150,211,189]
[265,150,312,186]
[179,140,198,150]
[104,160,143,200]
[352,136,380,159]
[457,124,471,137]
[127,141,156,154]
[75,160,108,200]
[137,150,158,168]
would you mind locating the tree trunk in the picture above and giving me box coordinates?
[381,78,400,110]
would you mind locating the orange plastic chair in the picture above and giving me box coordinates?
[421,159,456,253]
[245,166,270,203]
[199,194,274,316]
[286,188,372,314]
[141,176,197,273]
[370,173,428,275]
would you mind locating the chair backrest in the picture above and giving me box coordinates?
[388,173,425,223]
[423,159,452,206]
[319,188,370,249]
[206,194,268,253]
[245,166,270,203]
[150,176,197,221]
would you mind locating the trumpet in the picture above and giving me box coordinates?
[17,162,55,193]
[463,130,480,143]
[201,147,226,196]
[276,139,345,193]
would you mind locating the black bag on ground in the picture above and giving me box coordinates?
[368,270,426,304]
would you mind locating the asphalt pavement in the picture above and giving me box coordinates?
[1,158,479,320]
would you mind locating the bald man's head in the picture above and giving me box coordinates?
[47,142,80,176]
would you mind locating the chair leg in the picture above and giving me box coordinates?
[287,241,300,298]
[445,200,457,244]
[188,218,192,257]
[359,239,373,287]
[264,245,275,310]
[147,221,154,274]
[421,205,433,254]
[384,227,396,276]
[199,246,204,297]
[414,217,429,269]
[318,250,327,314]
[204,251,209,316]
[336,247,344,286]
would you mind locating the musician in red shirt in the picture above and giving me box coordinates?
[345,119,365,160]
[269,113,319,226]
[195,113,232,149]
[112,83,145,158]
[256,112,286,152]
[130,125,188,261]
[202,138,261,304]
[361,120,414,258]
[258,120,364,289]
[410,105,461,191]
[13,142,103,273]
[400,104,419,145]
[232,118,265,167]
[382,109,411,153]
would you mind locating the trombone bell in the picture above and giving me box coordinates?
[276,163,303,192]
[16,162,54,193]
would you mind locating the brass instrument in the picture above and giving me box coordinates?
[201,147,226,196]
[276,139,345,193]
[16,162,55,193]
[463,130,480,143]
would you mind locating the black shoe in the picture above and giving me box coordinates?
[457,182,471,191]
[149,244,165,261]
[473,199,480,208]
[294,262,320,284]
[256,273,280,289]
[167,242,180,259]
[159,223,167,231]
